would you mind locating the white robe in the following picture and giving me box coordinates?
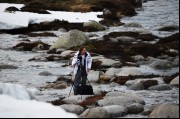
[72,51,92,75]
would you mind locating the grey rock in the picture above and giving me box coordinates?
[148,84,172,91]
[80,107,110,118]
[149,103,179,118]
[0,64,18,69]
[127,103,144,114]
[39,71,52,76]
[104,105,128,117]
[49,30,88,50]
[60,104,84,115]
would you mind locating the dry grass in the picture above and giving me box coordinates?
[70,4,93,12]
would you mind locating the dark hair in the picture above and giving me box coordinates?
[79,46,86,53]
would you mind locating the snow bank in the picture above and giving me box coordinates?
[0,95,77,118]
[0,3,103,30]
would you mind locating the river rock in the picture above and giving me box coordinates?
[60,104,84,115]
[170,76,179,85]
[49,30,88,50]
[149,103,179,118]
[127,103,144,114]
[104,105,128,117]
[148,84,172,91]
[83,21,106,31]
[80,107,110,118]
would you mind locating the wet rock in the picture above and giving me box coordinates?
[127,103,144,114]
[60,104,84,115]
[135,0,143,7]
[149,103,179,118]
[26,32,56,37]
[49,30,88,50]
[149,59,173,69]
[83,21,106,32]
[80,107,110,118]
[22,8,50,14]
[5,6,19,13]
[21,1,51,14]
[13,41,50,51]
[124,62,140,67]
[148,84,172,91]
[157,33,179,53]
[0,64,18,69]
[139,33,159,41]
[141,80,158,89]
[124,23,143,28]
[28,54,48,62]
[104,105,128,117]
[172,58,179,67]
[18,35,28,39]
[158,25,179,31]
[39,71,52,76]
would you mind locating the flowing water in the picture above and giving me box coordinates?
[0,0,179,118]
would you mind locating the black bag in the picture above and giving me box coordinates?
[76,85,94,95]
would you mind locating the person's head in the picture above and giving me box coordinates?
[79,46,86,55]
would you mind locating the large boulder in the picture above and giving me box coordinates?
[149,103,179,118]
[49,30,89,50]
[170,76,179,85]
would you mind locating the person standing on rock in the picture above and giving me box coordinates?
[72,46,92,95]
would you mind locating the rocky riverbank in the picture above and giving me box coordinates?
[0,0,179,118]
